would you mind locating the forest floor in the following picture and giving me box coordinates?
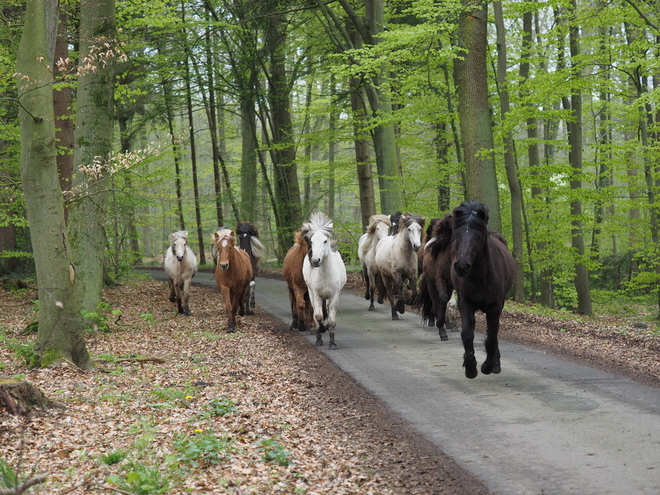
[0,268,658,494]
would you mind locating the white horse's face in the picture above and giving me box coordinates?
[171,235,188,262]
[406,222,423,251]
[308,230,331,267]
[375,221,389,241]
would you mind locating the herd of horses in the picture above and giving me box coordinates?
[163,200,515,379]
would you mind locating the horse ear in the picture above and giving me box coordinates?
[328,222,333,230]
[478,204,489,223]
[212,231,219,242]
[169,233,176,243]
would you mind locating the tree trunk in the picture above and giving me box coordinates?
[266,12,302,251]
[0,377,63,416]
[53,9,73,218]
[364,0,403,214]
[17,0,92,369]
[566,0,592,315]
[68,0,116,314]
[453,3,502,232]
[494,0,524,302]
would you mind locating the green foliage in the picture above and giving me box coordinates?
[200,397,238,418]
[81,301,121,333]
[4,340,34,366]
[107,462,171,495]
[0,456,18,489]
[256,437,292,466]
[39,347,62,367]
[173,431,234,467]
[100,449,128,466]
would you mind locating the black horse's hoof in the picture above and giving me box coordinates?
[481,361,501,375]
[377,297,384,304]
[169,296,176,303]
[396,300,406,314]
[463,355,478,379]
[439,329,448,341]
[226,328,235,333]
[328,343,337,350]
[368,306,375,311]
[391,314,399,320]
[364,293,370,300]
[315,338,323,347]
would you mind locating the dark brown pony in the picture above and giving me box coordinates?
[282,229,311,331]
[451,201,515,379]
[414,215,455,340]
[212,229,253,333]
[236,221,265,314]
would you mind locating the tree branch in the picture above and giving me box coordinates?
[0,475,47,495]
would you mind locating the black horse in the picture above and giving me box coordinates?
[451,201,515,379]
[236,221,265,315]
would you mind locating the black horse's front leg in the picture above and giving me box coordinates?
[460,305,478,379]
[481,308,503,375]
[392,272,406,314]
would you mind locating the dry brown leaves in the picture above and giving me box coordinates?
[0,276,487,495]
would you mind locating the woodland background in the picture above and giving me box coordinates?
[3,0,660,368]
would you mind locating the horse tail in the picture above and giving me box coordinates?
[412,273,434,325]
[249,235,266,263]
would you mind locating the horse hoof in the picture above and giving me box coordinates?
[169,296,176,303]
[328,343,337,350]
[245,310,254,316]
[391,314,399,320]
[396,301,406,314]
[463,355,478,379]
[368,306,375,311]
[226,327,235,333]
[377,297,384,304]
[315,339,323,347]
[439,330,448,341]
[481,361,501,375]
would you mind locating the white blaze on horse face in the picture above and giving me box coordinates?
[309,230,329,267]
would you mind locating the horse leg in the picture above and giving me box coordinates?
[181,278,192,316]
[310,292,324,347]
[295,289,309,332]
[168,277,176,303]
[460,304,478,379]
[319,299,328,334]
[392,272,406,315]
[367,271,376,311]
[327,296,340,350]
[481,308,503,375]
[362,265,370,300]
[221,286,236,332]
[245,278,255,315]
[381,274,398,320]
[288,288,299,330]
[430,279,448,341]
[175,280,185,314]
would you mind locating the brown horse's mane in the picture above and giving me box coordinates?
[425,214,453,256]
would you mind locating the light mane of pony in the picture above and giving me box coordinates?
[213,229,234,246]
[304,212,333,239]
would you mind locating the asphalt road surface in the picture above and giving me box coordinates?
[149,269,660,495]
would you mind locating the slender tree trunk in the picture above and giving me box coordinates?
[68,0,117,314]
[494,0,524,302]
[266,11,302,251]
[328,74,336,218]
[453,2,501,231]
[241,94,259,223]
[17,0,91,369]
[183,53,206,264]
[364,0,403,214]
[566,0,592,315]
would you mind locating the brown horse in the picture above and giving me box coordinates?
[414,215,455,340]
[282,229,311,332]
[212,229,253,333]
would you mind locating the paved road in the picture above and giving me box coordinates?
[149,270,660,495]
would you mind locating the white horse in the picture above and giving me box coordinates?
[358,214,391,310]
[164,230,198,315]
[302,212,347,350]
[374,213,425,320]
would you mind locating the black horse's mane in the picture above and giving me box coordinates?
[237,221,259,238]
[452,200,489,232]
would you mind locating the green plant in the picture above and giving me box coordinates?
[174,431,234,467]
[5,341,35,366]
[107,462,171,495]
[256,437,292,466]
[81,300,121,333]
[0,456,18,489]
[140,313,154,324]
[201,397,238,418]
[100,449,128,466]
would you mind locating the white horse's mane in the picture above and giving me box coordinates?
[304,212,334,239]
